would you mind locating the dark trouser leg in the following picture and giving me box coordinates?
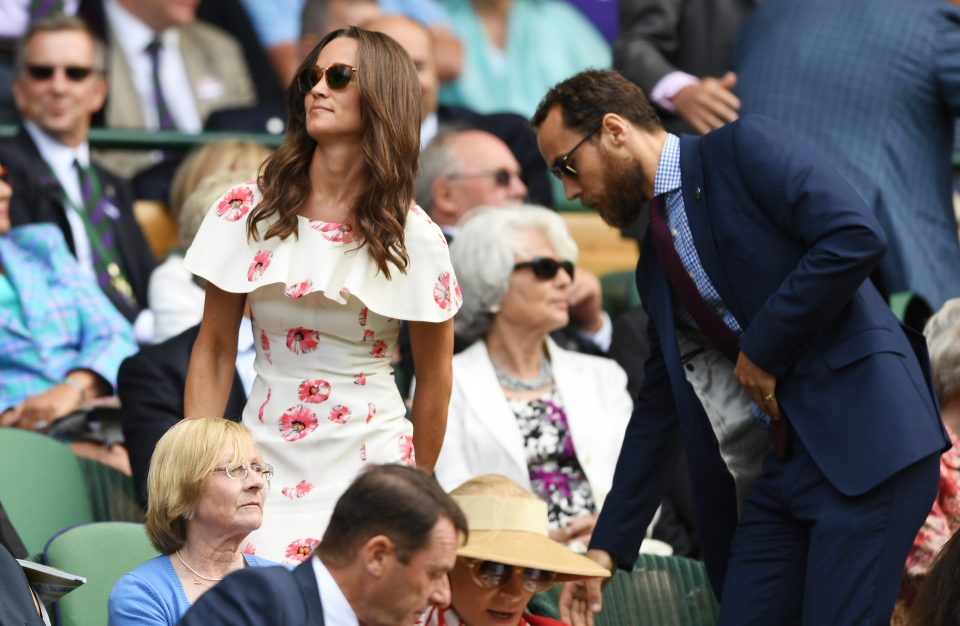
[718,437,939,626]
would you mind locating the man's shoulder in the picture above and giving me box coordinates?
[180,19,246,57]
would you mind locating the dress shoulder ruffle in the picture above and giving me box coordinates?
[182,182,462,322]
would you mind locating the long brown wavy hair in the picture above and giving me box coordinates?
[248,27,421,278]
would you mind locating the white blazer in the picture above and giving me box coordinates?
[433,338,633,510]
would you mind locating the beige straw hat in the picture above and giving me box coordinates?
[452,494,611,582]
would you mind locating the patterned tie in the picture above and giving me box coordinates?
[28,0,65,22]
[73,160,138,316]
[144,37,177,131]
[648,194,788,457]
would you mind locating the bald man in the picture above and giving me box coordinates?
[367,14,553,207]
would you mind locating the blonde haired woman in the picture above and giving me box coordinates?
[108,418,274,625]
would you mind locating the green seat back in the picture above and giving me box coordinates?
[0,429,94,558]
[44,522,159,626]
[530,554,719,626]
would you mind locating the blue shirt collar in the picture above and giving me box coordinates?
[653,133,682,197]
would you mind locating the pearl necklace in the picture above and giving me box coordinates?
[491,357,554,391]
[175,550,227,585]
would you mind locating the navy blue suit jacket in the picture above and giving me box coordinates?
[176,560,325,625]
[590,115,950,595]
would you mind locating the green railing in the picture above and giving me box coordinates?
[0,124,284,149]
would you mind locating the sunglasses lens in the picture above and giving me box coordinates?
[26,65,54,80]
[64,66,93,81]
[474,561,512,588]
[522,568,556,593]
[530,257,561,279]
[326,64,353,89]
[493,169,512,187]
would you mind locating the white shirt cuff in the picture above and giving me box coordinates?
[650,71,700,113]
[578,311,613,353]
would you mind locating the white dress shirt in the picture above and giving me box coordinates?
[103,0,202,133]
[311,557,359,626]
[24,121,95,280]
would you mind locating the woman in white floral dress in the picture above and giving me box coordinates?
[182,27,461,564]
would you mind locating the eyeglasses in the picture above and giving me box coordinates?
[0,166,10,187]
[513,257,574,281]
[25,64,94,82]
[551,125,601,180]
[445,168,520,188]
[212,463,274,482]
[463,558,557,593]
[298,63,358,93]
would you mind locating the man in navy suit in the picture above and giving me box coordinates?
[533,70,950,625]
[177,464,466,626]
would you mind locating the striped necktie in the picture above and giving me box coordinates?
[144,37,177,131]
[72,160,138,316]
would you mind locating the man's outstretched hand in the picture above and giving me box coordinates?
[558,549,614,626]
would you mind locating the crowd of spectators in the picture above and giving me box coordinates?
[1,0,960,625]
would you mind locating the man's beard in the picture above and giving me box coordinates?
[583,150,647,230]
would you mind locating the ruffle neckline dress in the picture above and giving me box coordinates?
[184,182,462,564]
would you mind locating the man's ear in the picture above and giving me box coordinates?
[600,113,630,148]
[360,535,394,578]
[430,177,460,222]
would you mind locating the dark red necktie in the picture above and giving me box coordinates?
[648,194,788,457]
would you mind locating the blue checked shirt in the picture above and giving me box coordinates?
[0,224,137,411]
[654,134,770,426]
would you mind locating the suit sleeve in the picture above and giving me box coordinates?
[588,313,682,570]
[118,347,187,507]
[614,0,683,93]
[732,116,888,378]
[933,5,960,113]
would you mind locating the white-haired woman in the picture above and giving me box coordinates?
[432,205,632,550]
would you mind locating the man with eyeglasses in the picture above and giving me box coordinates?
[533,69,949,626]
[0,14,155,336]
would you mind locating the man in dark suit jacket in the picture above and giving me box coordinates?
[177,465,467,626]
[118,324,246,507]
[734,0,960,318]
[615,0,756,135]
[534,70,949,625]
[0,16,155,326]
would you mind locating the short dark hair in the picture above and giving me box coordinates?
[531,69,661,135]
[317,465,468,565]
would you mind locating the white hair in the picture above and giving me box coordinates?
[924,298,960,405]
[449,204,578,343]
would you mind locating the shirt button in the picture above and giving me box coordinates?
[688,272,696,279]
[670,228,678,237]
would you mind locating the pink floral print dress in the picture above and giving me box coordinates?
[184,182,462,564]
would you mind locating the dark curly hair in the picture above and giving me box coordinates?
[531,69,661,135]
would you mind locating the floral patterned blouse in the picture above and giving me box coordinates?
[507,388,597,529]
[899,425,960,605]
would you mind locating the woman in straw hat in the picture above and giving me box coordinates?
[418,474,611,626]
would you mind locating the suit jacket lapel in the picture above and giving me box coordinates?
[458,342,529,477]
[105,29,146,128]
[293,559,326,625]
[678,135,747,327]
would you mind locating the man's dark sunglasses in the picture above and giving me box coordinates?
[298,63,358,93]
[551,125,601,180]
[26,64,94,82]
[513,257,575,281]
[445,167,519,188]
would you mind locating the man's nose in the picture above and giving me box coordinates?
[430,575,452,607]
[510,174,528,201]
[562,177,581,201]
